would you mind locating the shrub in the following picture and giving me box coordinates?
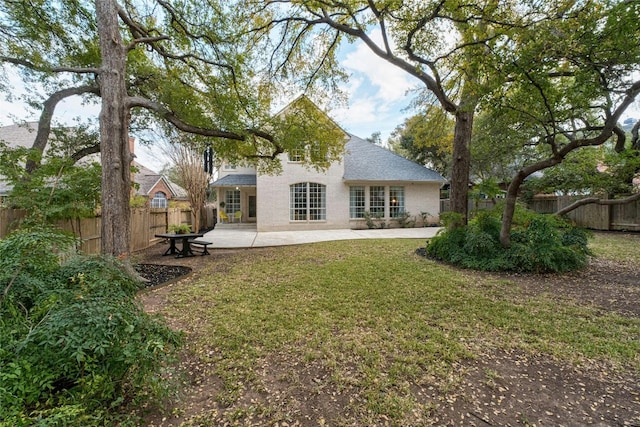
[168,223,192,234]
[0,228,182,426]
[439,211,465,229]
[395,211,415,228]
[427,207,591,273]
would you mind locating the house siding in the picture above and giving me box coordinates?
[346,181,441,229]
[255,161,442,231]
[256,155,348,231]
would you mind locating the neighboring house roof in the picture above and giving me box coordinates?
[0,122,38,197]
[133,162,188,199]
[343,135,446,183]
[0,122,39,149]
[211,174,257,187]
[0,123,187,199]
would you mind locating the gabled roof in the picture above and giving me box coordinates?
[133,162,188,199]
[343,135,446,183]
[210,174,257,187]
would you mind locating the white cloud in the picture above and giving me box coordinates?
[342,32,417,104]
[332,31,422,141]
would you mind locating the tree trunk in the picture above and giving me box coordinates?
[449,109,474,224]
[95,0,132,257]
[499,172,526,247]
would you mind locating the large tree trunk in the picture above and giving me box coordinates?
[96,0,132,257]
[449,109,474,224]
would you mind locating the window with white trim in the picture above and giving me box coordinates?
[225,189,240,214]
[290,182,326,221]
[369,186,385,216]
[309,143,328,162]
[151,191,168,208]
[389,186,405,218]
[349,186,365,219]
[288,147,305,162]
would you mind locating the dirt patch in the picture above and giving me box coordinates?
[494,257,640,318]
[136,240,640,426]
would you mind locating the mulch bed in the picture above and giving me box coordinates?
[135,264,193,288]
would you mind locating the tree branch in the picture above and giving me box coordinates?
[127,96,283,159]
[70,143,101,164]
[0,55,100,74]
[317,7,457,112]
[555,192,640,216]
[26,84,101,173]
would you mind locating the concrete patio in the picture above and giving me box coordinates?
[201,224,442,249]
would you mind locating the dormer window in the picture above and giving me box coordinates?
[288,147,305,162]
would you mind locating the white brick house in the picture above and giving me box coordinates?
[212,133,446,232]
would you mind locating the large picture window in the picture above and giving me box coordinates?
[369,186,385,216]
[290,182,326,221]
[349,186,365,219]
[389,186,405,218]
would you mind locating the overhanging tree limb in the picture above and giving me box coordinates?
[0,55,100,74]
[26,85,100,173]
[126,96,284,159]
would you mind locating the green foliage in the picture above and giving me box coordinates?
[427,208,592,273]
[395,211,415,228]
[363,211,386,229]
[389,109,454,176]
[0,228,182,425]
[439,211,465,229]
[168,223,192,234]
[130,194,148,208]
[0,143,101,224]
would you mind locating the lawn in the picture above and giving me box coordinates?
[139,233,640,426]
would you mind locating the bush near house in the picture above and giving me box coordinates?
[0,227,182,426]
[427,205,592,273]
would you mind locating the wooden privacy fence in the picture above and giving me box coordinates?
[0,205,216,255]
[441,195,640,231]
[529,195,640,231]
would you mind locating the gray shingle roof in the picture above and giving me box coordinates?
[133,162,188,199]
[211,174,257,187]
[0,122,39,149]
[343,135,446,183]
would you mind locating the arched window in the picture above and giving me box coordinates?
[290,182,326,221]
[151,191,168,208]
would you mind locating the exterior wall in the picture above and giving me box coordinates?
[347,181,441,229]
[405,182,442,225]
[219,162,256,178]
[256,158,442,231]
[256,155,348,231]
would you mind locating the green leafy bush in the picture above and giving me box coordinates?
[0,228,182,426]
[168,223,192,234]
[427,207,592,273]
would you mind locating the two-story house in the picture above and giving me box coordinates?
[212,102,446,232]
